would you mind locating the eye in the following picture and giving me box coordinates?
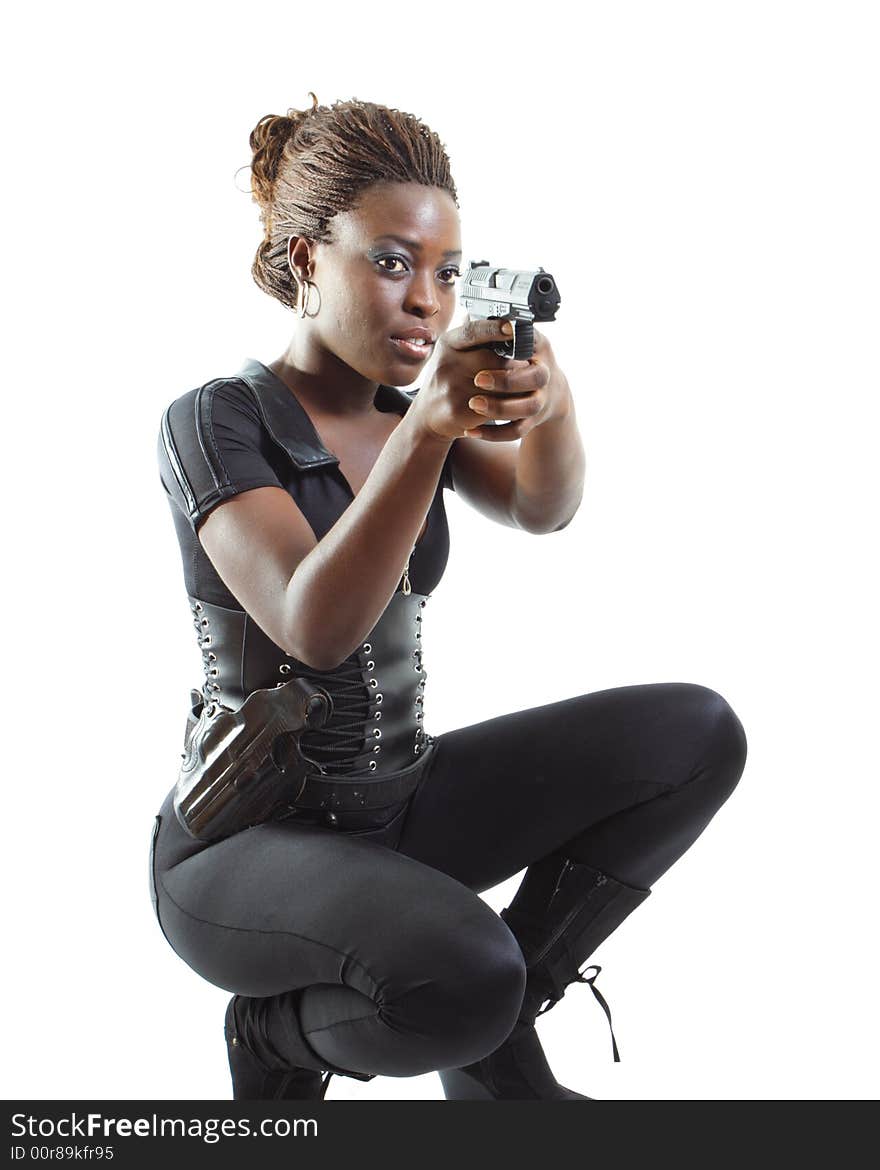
[438,267,461,285]
[376,255,408,274]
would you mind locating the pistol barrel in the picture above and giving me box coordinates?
[460,262,561,323]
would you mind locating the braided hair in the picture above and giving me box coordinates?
[248,94,459,312]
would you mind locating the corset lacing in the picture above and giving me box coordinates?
[288,655,373,775]
[191,600,221,706]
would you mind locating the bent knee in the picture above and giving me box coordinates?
[690,685,748,797]
[380,919,526,1072]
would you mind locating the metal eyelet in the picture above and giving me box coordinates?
[414,743,421,754]
[374,711,382,721]
[369,678,379,689]
[369,760,377,771]
[373,744,381,753]
[209,667,219,677]
[415,711,423,720]
[366,661,375,671]
[208,652,217,662]
[419,599,427,608]
[279,663,291,675]
[201,617,209,627]
[373,728,382,739]
[363,643,372,653]
[193,601,203,612]
[201,635,212,647]
[375,693,383,704]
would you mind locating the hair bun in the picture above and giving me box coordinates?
[249,94,321,213]
[246,96,457,313]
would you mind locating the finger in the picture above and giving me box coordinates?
[465,418,530,442]
[445,316,514,351]
[473,357,532,376]
[468,389,545,422]
[472,359,550,394]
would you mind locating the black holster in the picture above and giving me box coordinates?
[174,682,435,844]
[173,677,332,842]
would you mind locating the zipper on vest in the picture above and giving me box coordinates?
[401,543,416,595]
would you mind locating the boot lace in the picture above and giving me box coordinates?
[537,963,621,1062]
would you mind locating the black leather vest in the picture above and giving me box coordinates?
[188,588,432,777]
[160,358,452,812]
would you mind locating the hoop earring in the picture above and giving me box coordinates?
[297,278,321,320]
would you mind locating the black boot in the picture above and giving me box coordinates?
[225,994,375,1100]
[438,854,651,1100]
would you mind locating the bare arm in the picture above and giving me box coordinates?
[197,318,536,670]
[446,383,584,534]
[198,408,452,670]
[442,331,585,533]
[511,378,584,533]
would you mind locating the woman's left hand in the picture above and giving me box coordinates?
[464,328,572,441]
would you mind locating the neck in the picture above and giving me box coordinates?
[269,330,380,418]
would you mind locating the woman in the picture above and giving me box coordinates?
[150,95,748,1100]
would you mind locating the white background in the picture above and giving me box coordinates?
[3,0,877,1101]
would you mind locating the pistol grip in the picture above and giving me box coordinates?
[492,318,534,361]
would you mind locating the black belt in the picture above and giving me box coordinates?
[177,679,436,843]
[280,735,436,813]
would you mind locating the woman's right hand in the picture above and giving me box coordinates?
[408,317,550,442]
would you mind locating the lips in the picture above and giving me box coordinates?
[390,329,435,359]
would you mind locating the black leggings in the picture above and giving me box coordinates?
[151,682,747,1078]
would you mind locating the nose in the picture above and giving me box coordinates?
[403,270,441,319]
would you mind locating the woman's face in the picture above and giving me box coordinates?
[305,181,462,387]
